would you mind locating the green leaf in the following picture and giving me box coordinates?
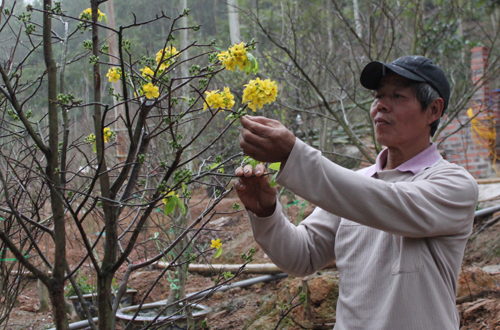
[244,59,252,75]
[268,162,281,171]
[171,195,186,215]
[247,53,258,74]
[164,198,176,215]
[214,248,222,259]
[168,195,186,214]
[270,172,279,188]
[247,158,259,168]
[92,143,96,153]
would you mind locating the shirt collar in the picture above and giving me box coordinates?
[363,143,442,177]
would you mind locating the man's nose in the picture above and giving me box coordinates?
[376,98,391,112]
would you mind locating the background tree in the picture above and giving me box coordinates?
[0,1,264,329]
[238,0,500,167]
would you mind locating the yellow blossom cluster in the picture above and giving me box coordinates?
[141,66,155,79]
[156,46,179,70]
[242,78,278,112]
[84,127,114,152]
[85,133,96,144]
[217,42,248,72]
[103,127,115,143]
[142,83,160,99]
[106,67,121,83]
[80,8,107,22]
[211,238,222,249]
[203,87,235,111]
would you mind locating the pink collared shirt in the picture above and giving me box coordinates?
[362,143,443,177]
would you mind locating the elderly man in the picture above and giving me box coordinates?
[235,56,478,330]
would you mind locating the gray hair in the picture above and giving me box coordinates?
[411,82,441,137]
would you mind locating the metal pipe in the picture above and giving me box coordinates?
[186,273,288,301]
[47,317,98,330]
[475,204,500,218]
[50,273,288,330]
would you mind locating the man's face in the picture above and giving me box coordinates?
[370,73,433,151]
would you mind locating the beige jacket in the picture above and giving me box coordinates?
[248,139,478,330]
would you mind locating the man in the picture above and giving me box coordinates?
[234,56,478,330]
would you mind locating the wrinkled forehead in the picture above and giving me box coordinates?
[377,71,415,90]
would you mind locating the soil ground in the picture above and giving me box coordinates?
[4,190,500,329]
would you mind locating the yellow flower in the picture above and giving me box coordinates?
[242,78,278,112]
[103,127,115,143]
[85,133,96,143]
[156,46,179,70]
[203,87,235,111]
[162,191,178,204]
[106,68,121,83]
[143,83,159,99]
[80,8,107,22]
[218,42,249,72]
[211,239,222,249]
[141,66,155,78]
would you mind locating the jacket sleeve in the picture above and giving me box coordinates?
[276,139,478,238]
[248,203,340,277]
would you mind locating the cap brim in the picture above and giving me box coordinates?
[360,61,426,90]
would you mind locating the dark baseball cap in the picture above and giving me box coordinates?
[360,55,450,113]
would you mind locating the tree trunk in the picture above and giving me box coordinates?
[166,210,192,325]
[227,0,241,44]
[106,0,127,161]
[353,0,362,38]
[43,0,68,329]
[37,234,50,313]
[90,1,116,330]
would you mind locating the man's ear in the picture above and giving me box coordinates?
[427,98,444,124]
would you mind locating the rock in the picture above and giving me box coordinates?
[463,299,496,319]
[20,304,38,313]
[210,310,229,319]
[211,291,225,300]
[309,276,338,303]
[227,287,242,294]
[130,271,149,280]
[246,271,339,330]
[457,267,496,298]
[482,264,500,275]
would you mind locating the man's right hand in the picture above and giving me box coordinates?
[234,163,277,217]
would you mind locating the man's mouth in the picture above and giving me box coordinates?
[374,117,391,126]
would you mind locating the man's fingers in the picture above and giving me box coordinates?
[240,116,277,138]
[240,126,267,147]
[233,179,246,191]
[255,163,266,176]
[235,164,266,177]
[235,167,244,177]
[243,164,254,177]
[242,115,279,127]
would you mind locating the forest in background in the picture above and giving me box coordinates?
[6,0,500,168]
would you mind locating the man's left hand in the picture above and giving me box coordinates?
[239,115,296,163]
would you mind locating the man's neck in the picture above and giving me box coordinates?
[384,142,432,170]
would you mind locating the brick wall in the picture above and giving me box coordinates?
[437,47,496,178]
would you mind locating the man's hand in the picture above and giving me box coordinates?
[239,116,296,163]
[234,163,276,217]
